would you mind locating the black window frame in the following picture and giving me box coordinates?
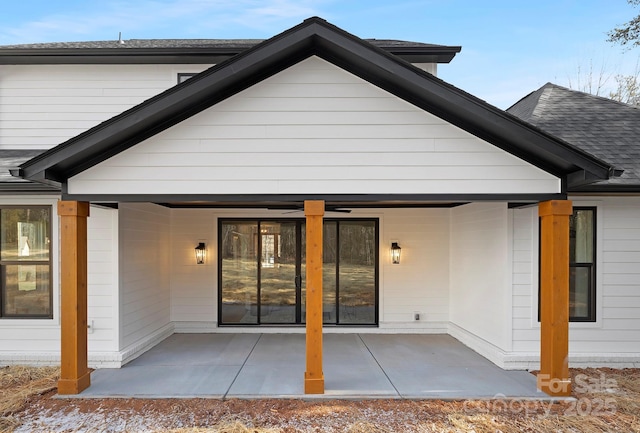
[177,73,198,84]
[538,206,597,322]
[0,205,53,319]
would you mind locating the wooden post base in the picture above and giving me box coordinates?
[537,375,572,397]
[58,370,91,395]
[304,373,325,394]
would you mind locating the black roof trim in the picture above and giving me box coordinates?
[63,193,567,203]
[0,182,60,194]
[0,38,460,65]
[570,184,640,194]
[159,202,468,209]
[16,17,612,187]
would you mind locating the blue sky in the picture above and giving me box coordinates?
[1,0,638,108]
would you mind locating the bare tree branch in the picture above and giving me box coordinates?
[608,0,640,47]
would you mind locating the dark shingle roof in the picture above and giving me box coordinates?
[0,39,266,49]
[0,38,449,50]
[0,38,461,64]
[508,83,640,191]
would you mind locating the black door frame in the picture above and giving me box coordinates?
[217,217,379,326]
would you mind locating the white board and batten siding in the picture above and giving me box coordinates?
[68,56,560,196]
[118,203,172,363]
[0,64,211,150]
[508,197,640,369]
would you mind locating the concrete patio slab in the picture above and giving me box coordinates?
[322,334,397,397]
[85,365,241,398]
[74,333,551,400]
[128,333,260,366]
[359,334,544,399]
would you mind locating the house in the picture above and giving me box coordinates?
[0,17,637,397]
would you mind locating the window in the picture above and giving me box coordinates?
[569,208,596,321]
[0,206,52,318]
[538,207,596,322]
[177,73,197,84]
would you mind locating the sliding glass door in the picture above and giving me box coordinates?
[219,219,378,326]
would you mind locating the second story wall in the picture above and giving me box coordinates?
[0,63,211,149]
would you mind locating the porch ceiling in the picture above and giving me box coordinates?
[86,193,566,209]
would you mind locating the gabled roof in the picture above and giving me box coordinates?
[508,83,639,192]
[0,37,460,65]
[13,17,614,192]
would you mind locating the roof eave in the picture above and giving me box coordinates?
[0,44,461,65]
[569,183,640,194]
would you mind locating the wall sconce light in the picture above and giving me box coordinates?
[195,242,206,264]
[391,242,401,264]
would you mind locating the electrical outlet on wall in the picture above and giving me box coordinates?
[414,312,420,321]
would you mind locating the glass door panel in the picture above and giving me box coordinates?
[259,222,298,324]
[220,221,258,324]
[322,221,337,324]
[338,221,376,324]
[301,224,306,323]
[301,222,338,324]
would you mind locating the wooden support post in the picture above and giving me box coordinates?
[57,201,91,395]
[538,200,572,397]
[304,200,325,394]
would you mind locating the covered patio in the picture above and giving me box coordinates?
[75,334,547,400]
[11,18,619,399]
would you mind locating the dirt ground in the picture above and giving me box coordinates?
[1,366,639,432]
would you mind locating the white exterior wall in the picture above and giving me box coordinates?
[68,56,560,196]
[380,208,449,330]
[87,205,120,359]
[0,196,60,364]
[449,203,511,366]
[118,203,172,363]
[510,205,537,361]
[0,198,122,367]
[171,207,450,334]
[508,197,640,369]
[170,208,218,329]
[0,64,210,150]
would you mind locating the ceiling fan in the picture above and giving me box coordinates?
[268,206,352,214]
